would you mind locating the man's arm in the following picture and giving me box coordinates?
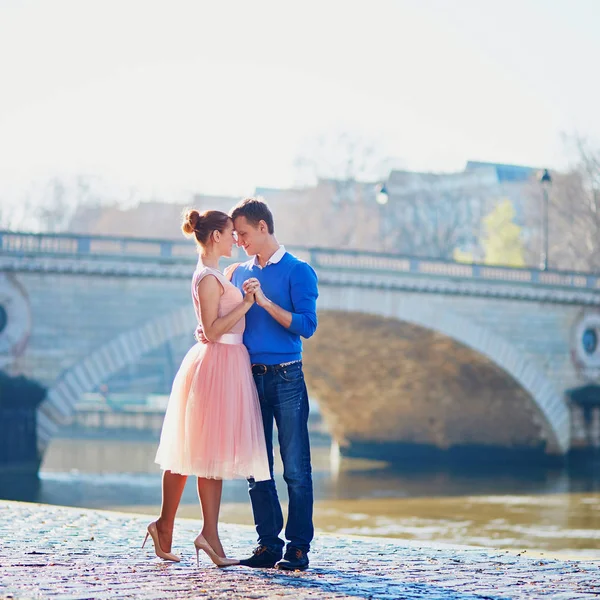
[287,262,318,338]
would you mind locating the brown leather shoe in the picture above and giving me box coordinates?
[276,547,309,571]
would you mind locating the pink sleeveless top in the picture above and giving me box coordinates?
[191,265,245,344]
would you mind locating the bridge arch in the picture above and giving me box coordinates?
[37,304,193,449]
[316,286,570,455]
[39,286,571,455]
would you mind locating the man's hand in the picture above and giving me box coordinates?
[243,277,293,328]
[242,278,259,305]
[243,278,268,307]
[254,286,269,308]
[194,325,209,344]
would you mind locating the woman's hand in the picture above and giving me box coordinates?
[243,278,268,308]
[194,325,209,344]
[243,279,259,305]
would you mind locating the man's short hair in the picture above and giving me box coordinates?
[230,197,274,234]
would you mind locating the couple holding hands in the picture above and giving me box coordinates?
[143,197,318,572]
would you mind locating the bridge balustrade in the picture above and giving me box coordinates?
[1,230,599,291]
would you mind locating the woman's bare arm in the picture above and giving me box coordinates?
[197,275,255,342]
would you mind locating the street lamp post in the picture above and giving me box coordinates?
[538,168,552,271]
[375,183,389,251]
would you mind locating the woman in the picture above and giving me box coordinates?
[143,209,270,567]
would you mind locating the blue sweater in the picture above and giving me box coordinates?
[231,252,319,364]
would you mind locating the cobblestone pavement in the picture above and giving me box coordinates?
[1,501,599,599]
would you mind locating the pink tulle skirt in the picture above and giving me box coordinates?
[155,339,270,481]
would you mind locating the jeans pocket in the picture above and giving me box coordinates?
[276,364,304,383]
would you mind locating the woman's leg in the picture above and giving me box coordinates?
[197,477,225,557]
[156,470,187,553]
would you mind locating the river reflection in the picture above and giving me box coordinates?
[4,435,600,558]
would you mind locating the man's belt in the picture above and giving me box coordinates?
[251,360,302,375]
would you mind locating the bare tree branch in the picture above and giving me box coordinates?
[536,136,600,272]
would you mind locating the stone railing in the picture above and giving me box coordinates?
[2,230,600,291]
[0,230,195,261]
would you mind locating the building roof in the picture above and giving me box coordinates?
[465,161,537,182]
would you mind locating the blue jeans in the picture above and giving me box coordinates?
[248,361,314,554]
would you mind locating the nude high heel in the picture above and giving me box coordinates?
[142,521,180,562]
[194,534,239,568]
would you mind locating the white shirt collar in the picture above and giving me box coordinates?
[253,245,286,268]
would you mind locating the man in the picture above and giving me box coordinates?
[229,197,318,571]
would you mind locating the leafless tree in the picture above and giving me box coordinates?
[293,131,395,187]
[0,196,33,231]
[5,174,125,234]
[524,136,600,272]
[37,178,73,232]
[380,172,491,260]
[290,131,399,250]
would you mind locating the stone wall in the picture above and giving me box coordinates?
[15,272,191,385]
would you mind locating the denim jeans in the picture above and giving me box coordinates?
[248,361,314,554]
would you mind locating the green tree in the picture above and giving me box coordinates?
[453,248,474,263]
[481,199,526,267]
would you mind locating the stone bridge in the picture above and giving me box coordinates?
[2,231,600,462]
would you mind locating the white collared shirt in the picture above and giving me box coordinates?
[253,245,286,269]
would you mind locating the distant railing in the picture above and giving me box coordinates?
[1,230,600,291]
[0,230,195,261]
[71,404,165,432]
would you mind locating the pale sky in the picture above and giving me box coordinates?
[1,0,599,205]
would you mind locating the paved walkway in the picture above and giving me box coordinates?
[1,501,599,599]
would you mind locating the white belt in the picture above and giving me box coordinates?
[216,333,244,345]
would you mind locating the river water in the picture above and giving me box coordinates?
[9,432,598,560]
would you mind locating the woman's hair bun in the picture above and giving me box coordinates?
[181,209,201,236]
[181,208,230,247]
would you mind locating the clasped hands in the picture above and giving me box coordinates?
[242,278,268,307]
